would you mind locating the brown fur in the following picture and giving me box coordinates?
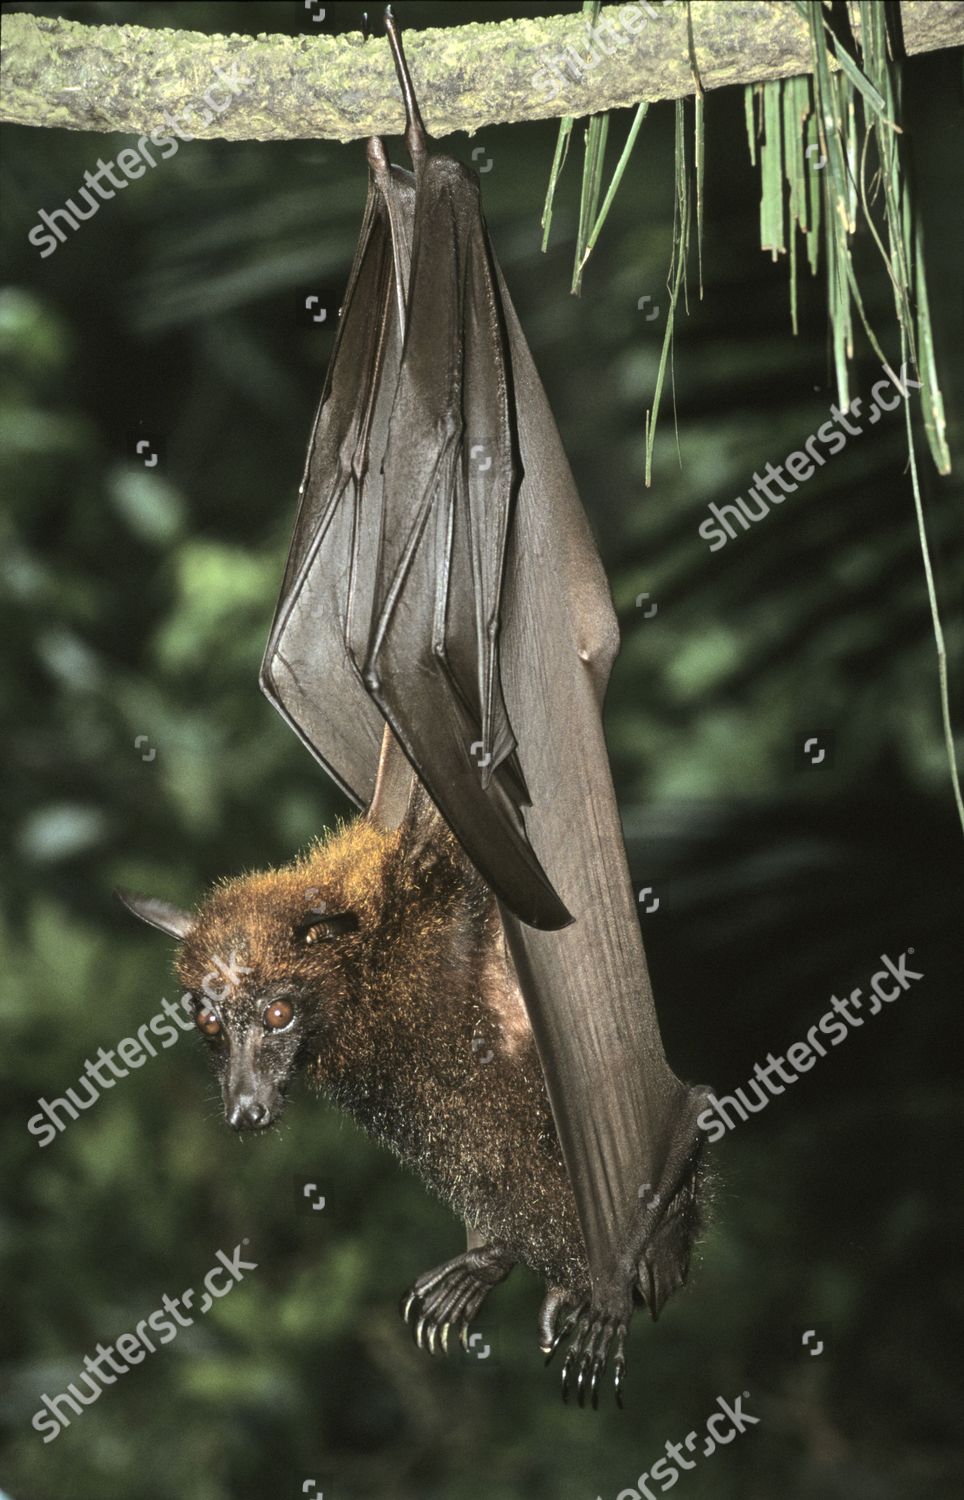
[175,812,591,1296]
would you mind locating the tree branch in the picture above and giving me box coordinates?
[1,3,962,142]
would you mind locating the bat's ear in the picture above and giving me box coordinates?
[114,888,195,942]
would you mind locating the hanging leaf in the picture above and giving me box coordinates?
[645,97,691,487]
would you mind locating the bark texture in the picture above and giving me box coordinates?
[1,3,962,142]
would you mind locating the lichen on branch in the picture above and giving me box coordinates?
[1,3,962,142]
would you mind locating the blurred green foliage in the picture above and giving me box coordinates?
[1,4,962,1500]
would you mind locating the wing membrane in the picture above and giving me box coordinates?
[260,168,414,809]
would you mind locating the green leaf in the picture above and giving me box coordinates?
[575,101,649,280]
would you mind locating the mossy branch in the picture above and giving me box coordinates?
[1,3,962,142]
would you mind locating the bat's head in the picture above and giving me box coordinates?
[116,824,390,1132]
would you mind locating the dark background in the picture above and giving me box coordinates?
[1,3,962,1498]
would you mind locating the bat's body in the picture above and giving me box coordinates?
[119,14,710,1405]
[156,806,592,1306]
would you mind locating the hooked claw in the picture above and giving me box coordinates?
[544,1301,585,1366]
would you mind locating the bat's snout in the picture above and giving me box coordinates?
[226,1095,275,1131]
[222,1025,287,1131]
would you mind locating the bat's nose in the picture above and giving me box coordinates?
[227,1097,271,1130]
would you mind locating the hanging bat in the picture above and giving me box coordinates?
[118,10,710,1407]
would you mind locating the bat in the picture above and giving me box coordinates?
[119,10,710,1407]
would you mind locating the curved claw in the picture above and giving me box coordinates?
[560,1348,576,1403]
[440,1321,452,1356]
[614,1355,626,1409]
[544,1328,563,1366]
[401,1289,417,1324]
[576,1352,592,1408]
[544,1301,586,1366]
[590,1358,602,1410]
[613,1321,628,1409]
[560,1314,589,1403]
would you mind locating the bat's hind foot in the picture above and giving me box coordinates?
[542,1093,710,1408]
[542,1287,629,1409]
[400,1242,514,1356]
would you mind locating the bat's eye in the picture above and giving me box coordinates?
[197,1008,221,1037]
[264,998,294,1030]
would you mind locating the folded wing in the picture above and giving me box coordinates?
[260,165,414,812]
